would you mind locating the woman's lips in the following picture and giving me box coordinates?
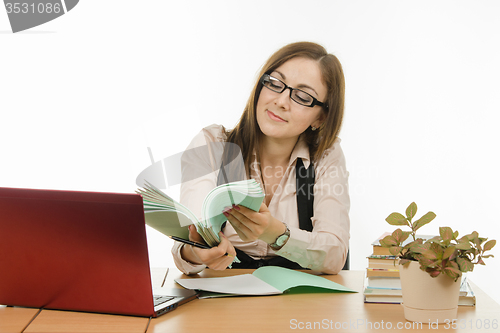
[267,110,287,122]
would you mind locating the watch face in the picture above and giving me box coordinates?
[276,234,289,247]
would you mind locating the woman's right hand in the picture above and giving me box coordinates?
[180,225,236,270]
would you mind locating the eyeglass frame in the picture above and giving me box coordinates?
[259,73,328,109]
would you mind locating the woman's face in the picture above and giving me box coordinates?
[256,57,327,144]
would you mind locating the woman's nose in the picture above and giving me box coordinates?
[274,88,291,109]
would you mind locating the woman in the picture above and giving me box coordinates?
[172,41,350,274]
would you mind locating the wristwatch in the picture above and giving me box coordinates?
[269,223,290,250]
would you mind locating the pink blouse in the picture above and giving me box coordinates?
[171,124,350,274]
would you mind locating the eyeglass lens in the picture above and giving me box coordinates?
[262,75,315,107]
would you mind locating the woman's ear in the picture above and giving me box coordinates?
[312,111,326,129]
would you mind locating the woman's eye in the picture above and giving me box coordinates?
[268,78,282,88]
[294,91,313,104]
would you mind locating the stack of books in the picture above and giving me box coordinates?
[363,232,476,306]
[363,233,402,304]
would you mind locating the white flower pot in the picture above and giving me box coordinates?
[399,261,461,324]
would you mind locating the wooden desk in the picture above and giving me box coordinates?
[0,306,39,333]
[2,268,499,333]
[148,269,500,333]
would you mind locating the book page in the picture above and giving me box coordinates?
[201,180,265,239]
[143,211,191,239]
[175,274,281,295]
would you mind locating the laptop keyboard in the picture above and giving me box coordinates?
[153,295,175,307]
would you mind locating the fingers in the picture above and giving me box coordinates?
[258,201,270,213]
[188,225,206,244]
[226,213,255,241]
[206,232,237,270]
[223,203,283,244]
[223,205,263,241]
[189,232,236,271]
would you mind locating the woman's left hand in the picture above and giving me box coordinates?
[223,202,285,244]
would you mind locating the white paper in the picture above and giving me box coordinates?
[175,274,281,295]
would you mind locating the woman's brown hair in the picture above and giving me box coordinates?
[224,41,345,177]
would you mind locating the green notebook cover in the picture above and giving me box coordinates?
[175,266,357,297]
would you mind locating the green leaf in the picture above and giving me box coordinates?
[410,243,430,254]
[458,235,470,243]
[389,246,403,256]
[456,257,473,272]
[422,249,438,260]
[442,246,456,260]
[401,231,412,242]
[426,268,441,278]
[484,240,496,251]
[379,235,397,248]
[475,238,482,249]
[439,227,453,243]
[404,238,418,247]
[444,267,461,280]
[448,260,459,270]
[430,242,443,255]
[426,236,441,243]
[399,259,412,266]
[405,202,417,221]
[392,229,410,244]
[386,212,408,226]
[413,253,424,261]
[465,231,479,244]
[417,256,435,268]
[413,211,436,231]
[392,229,403,242]
[455,241,471,250]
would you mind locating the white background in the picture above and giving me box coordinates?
[1,0,499,305]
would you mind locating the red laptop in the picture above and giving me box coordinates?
[0,187,197,317]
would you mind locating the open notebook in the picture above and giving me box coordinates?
[175,266,356,298]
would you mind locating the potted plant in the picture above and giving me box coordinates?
[379,202,496,323]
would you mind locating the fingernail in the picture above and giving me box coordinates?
[233,204,240,210]
[223,211,229,217]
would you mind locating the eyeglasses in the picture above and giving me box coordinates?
[260,73,327,109]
